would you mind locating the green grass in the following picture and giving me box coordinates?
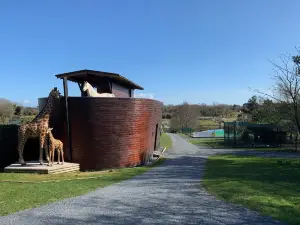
[198,119,218,126]
[160,133,172,150]
[177,133,189,138]
[189,137,227,148]
[0,158,165,216]
[203,155,300,224]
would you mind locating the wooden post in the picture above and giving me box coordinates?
[224,123,226,142]
[77,82,85,97]
[106,78,112,93]
[233,123,236,148]
[63,77,72,161]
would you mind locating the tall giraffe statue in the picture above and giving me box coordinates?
[17,87,61,165]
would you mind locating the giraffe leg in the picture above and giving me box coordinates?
[18,131,27,166]
[51,150,54,166]
[45,142,50,164]
[61,145,64,165]
[47,151,50,166]
[57,149,60,164]
[52,148,55,166]
[48,150,51,166]
[44,138,50,165]
[51,148,55,166]
[47,149,51,166]
[39,136,46,165]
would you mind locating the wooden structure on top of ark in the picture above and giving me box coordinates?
[38,70,163,171]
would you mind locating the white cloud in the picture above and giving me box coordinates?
[23,100,31,104]
[135,92,155,99]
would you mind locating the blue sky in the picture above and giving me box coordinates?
[0,0,300,106]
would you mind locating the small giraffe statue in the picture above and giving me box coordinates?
[17,87,61,166]
[47,128,64,166]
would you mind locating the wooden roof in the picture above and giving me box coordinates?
[55,69,144,90]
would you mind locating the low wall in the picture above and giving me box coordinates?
[38,97,162,171]
[0,125,41,171]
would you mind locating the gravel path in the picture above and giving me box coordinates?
[0,134,287,225]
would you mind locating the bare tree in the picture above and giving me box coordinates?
[252,51,300,132]
[177,101,199,129]
[170,116,180,131]
[168,101,199,131]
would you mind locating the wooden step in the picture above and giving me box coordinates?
[153,150,161,157]
[4,161,80,174]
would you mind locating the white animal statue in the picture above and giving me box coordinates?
[82,81,115,97]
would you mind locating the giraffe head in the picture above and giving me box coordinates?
[47,128,53,134]
[49,87,61,99]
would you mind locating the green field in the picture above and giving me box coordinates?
[0,159,165,216]
[177,133,189,138]
[189,137,227,148]
[160,133,172,150]
[198,119,218,126]
[203,155,300,225]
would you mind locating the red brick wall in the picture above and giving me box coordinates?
[38,97,162,171]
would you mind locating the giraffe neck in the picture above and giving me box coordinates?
[49,132,55,142]
[32,93,54,122]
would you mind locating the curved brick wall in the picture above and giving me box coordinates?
[38,97,162,171]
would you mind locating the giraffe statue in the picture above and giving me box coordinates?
[17,87,61,166]
[47,127,64,166]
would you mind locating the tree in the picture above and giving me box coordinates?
[0,98,14,124]
[253,51,300,132]
[177,101,198,129]
[14,105,24,116]
[241,95,259,114]
[168,101,198,131]
[240,95,260,122]
[252,99,286,124]
[170,116,180,131]
[23,107,38,116]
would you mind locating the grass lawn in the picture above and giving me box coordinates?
[198,119,218,126]
[189,137,228,148]
[223,117,238,122]
[198,119,219,130]
[0,158,165,216]
[177,133,189,138]
[203,155,300,225]
[160,133,172,150]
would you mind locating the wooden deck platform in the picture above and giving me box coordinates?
[4,161,80,174]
